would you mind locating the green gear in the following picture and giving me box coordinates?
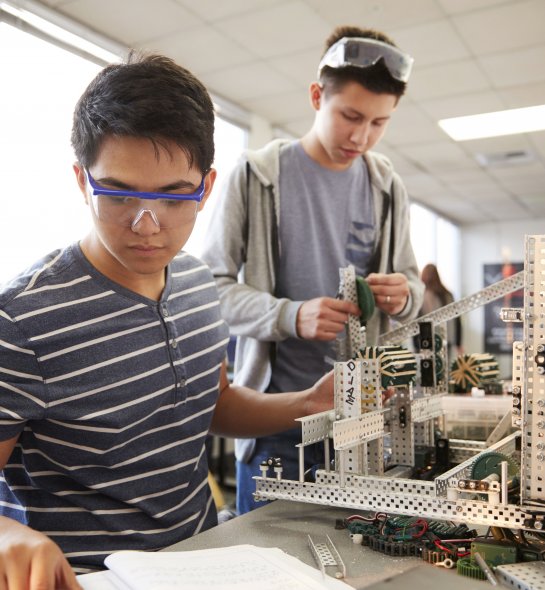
[456,557,486,580]
[355,276,375,325]
[470,451,518,480]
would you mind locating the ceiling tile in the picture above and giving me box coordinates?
[306,0,443,31]
[201,63,297,102]
[479,45,545,88]
[143,27,253,74]
[402,172,446,196]
[386,103,446,145]
[489,163,545,194]
[498,82,545,109]
[214,1,331,59]
[435,168,494,184]
[56,0,201,45]
[451,181,509,200]
[391,19,470,68]
[408,59,490,101]
[459,135,535,158]
[475,197,532,220]
[375,145,425,176]
[488,162,545,180]
[452,0,545,55]
[419,90,504,120]
[37,0,73,5]
[519,194,545,216]
[173,0,278,21]
[437,0,512,15]
[399,140,478,173]
[268,48,320,87]
[242,91,311,125]
[529,131,545,159]
[426,198,489,225]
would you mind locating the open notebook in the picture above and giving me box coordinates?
[77,544,348,590]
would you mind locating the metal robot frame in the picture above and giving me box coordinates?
[254,234,545,533]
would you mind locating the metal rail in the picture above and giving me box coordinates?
[379,271,524,346]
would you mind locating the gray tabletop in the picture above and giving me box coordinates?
[164,500,489,590]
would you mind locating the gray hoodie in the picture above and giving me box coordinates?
[201,139,423,459]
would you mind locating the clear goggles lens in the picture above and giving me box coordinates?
[318,37,414,83]
[85,169,204,229]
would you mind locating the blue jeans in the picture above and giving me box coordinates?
[236,429,330,514]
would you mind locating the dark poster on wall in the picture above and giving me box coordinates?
[483,262,524,354]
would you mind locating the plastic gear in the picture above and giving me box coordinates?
[470,451,518,480]
[456,557,486,580]
[355,276,375,325]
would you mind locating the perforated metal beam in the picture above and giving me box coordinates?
[379,271,524,346]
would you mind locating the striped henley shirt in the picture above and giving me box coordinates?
[0,243,229,571]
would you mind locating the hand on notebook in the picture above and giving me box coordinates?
[0,516,82,590]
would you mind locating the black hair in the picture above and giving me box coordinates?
[71,51,215,173]
[320,26,407,98]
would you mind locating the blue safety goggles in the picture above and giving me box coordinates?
[84,169,205,229]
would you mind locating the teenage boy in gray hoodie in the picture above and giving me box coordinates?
[202,25,424,514]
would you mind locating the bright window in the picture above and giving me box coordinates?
[185,118,247,257]
[0,22,247,284]
[410,202,461,298]
[0,22,100,283]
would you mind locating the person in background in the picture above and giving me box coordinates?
[419,263,463,357]
[0,52,334,587]
[201,25,424,514]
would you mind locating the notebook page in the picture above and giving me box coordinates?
[103,545,347,590]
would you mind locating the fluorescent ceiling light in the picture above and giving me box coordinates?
[1,1,121,63]
[439,105,545,141]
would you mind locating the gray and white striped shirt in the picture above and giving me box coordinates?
[0,244,229,571]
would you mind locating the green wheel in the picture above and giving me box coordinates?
[356,276,375,325]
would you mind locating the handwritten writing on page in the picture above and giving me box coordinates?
[81,545,348,590]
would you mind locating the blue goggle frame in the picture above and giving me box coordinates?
[85,169,206,203]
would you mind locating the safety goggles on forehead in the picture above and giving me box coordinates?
[84,168,205,230]
[318,37,414,83]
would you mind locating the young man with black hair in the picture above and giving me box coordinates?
[201,26,424,514]
[0,53,333,587]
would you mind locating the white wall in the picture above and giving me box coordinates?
[461,217,545,376]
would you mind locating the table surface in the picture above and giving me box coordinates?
[165,500,490,590]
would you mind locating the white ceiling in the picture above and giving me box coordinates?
[36,0,545,226]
